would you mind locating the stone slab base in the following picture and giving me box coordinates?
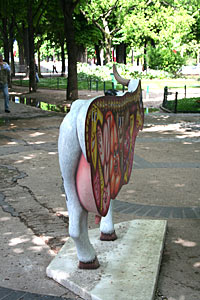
[46,220,167,300]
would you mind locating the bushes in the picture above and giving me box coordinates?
[77,62,157,80]
[147,46,186,77]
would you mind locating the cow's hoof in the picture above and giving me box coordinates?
[78,256,100,269]
[100,230,117,241]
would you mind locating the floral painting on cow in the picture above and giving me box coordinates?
[85,83,144,216]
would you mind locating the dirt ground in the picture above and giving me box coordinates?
[9,85,105,104]
[0,85,200,300]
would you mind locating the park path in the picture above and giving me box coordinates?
[0,88,200,300]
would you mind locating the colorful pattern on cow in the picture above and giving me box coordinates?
[85,82,144,216]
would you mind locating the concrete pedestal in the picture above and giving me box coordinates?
[46,220,167,300]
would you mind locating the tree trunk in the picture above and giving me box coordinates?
[9,17,15,77]
[124,45,126,65]
[2,18,9,63]
[38,49,41,77]
[27,1,36,92]
[18,40,25,65]
[143,39,147,72]
[197,49,200,65]
[77,45,87,63]
[35,39,42,77]
[116,43,126,64]
[61,41,65,76]
[2,17,12,86]
[95,45,101,65]
[23,24,29,74]
[10,42,15,78]
[61,0,78,101]
[104,34,111,64]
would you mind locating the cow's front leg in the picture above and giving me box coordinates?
[100,200,117,241]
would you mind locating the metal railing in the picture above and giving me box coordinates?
[11,75,126,93]
[162,85,200,113]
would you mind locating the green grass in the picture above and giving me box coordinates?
[12,76,126,91]
[141,79,200,91]
[12,76,200,113]
[164,97,200,113]
[12,76,200,92]
[12,77,66,89]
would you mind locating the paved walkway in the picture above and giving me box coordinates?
[0,88,200,300]
[0,286,66,300]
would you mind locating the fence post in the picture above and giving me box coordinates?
[184,85,186,98]
[96,80,98,92]
[174,92,178,113]
[89,78,92,91]
[146,85,149,100]
[163,86,168,106]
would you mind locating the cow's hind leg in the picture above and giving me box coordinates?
[100,200,117,241]
[62,168,100,269]
[59,114,99,269]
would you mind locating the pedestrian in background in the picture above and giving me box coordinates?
[0,53,11,113]
[35,60,39,83]
[53,60,58,73]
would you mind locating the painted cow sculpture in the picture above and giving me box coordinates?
[58,65,144,269]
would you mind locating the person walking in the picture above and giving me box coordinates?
[52,61,58,73]
[35,60,39,83]
[0,53,11,113]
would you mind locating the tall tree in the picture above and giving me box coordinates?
[28,0,50,91]
[80,0,128,63]
[0,1,12,63]
[44,1,66,76]
[74,13,102,64]
[60,0,80,101]
[27,0,36,91]
[121,0,195,69]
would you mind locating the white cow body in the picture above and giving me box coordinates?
[58,79,140,268]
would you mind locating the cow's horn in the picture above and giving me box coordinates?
[113,64,130,86]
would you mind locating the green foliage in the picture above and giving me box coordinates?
[74,13,102,47]
[122,0,196,56]
[12,62,173,92]
[1,0,200,74]
[78,62,118,81]
[80,0,129,62]
[77,62,150,81]
[148,46,186,76]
